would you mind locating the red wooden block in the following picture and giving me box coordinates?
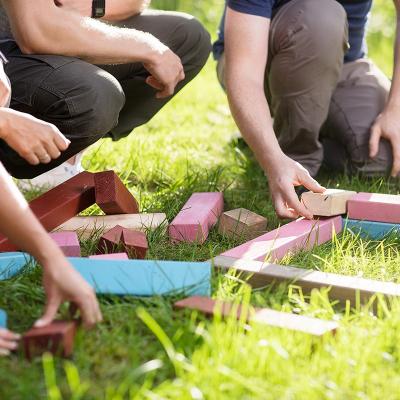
[0,172,96,252]
[96,225,124,254]
[23,320,77,360]
[94,171,139,215]
[121,228,148,259]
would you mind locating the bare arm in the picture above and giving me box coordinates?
[224,8,324,219]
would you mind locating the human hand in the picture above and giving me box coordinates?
[0,328,20,356]
[35,254,102,329]
[0,109,70,165]
[54,0,92,17]
[370,106,400,177]
[144,48,185,99]
[266,154,325,219]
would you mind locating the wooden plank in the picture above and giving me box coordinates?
[69,257,211,296]
[213,255,400,305]
[301,189,356,217]
[0,252,33,280]
[345,219,400,239]
[218,208,267,239]
[56,213,167,239]
[0,309,7,328]
[121,228,148,259]
[50,232,81,257]
[348,192,400,224]
[22,320,77,360]
[94,171,139,215]
[169,192,224,243]
[96,225,124,254]
[221,217,342,262]
[0,172,96,251]
[174,296,338,336]
[89,253,129,260]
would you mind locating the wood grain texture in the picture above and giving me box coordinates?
[94,171,139,215]
[96,225,124,254]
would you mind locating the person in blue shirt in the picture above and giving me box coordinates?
[213,0,398,219]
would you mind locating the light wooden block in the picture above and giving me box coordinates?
[301,189,356,217]
[56,213,167,239]
[221,217,342,262]
[213,255,400,306]
[69,258,211,296]
[0,309,7,328]
[348,192,400,224]
[89,253,129,260]
[174,296,338,336]
[218,208,267,239]
[0,252,33,280]
[169,192,224,243]
[345,219,400,239]
[50,232,81,257]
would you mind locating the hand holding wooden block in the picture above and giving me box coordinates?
[218,208,267,239]
[94,171,139,215]
[23,321,77,360]
[301,189,356,217]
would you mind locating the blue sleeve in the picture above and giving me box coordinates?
[227,0,272,19]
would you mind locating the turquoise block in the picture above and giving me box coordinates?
[0,252,33,280]
[345,219,400,240]
[68,258,211,296]
[0,309,7,328]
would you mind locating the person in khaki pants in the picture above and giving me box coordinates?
[214,0,399,219]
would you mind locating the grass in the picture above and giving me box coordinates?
[1,1,400,399]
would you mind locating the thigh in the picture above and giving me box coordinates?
[323,58,392,175]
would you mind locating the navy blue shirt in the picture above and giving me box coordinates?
[213,0,373,63]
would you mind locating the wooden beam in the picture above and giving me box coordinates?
[345,219,400,239]
[0,252,33,280]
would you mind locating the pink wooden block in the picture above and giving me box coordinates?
[169,193,224,243]
[50,232,81,257]
[89,253,129,260]
[221,217,342,262]
[347,192,400,224]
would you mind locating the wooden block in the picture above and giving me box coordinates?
[69,257,211,296]
[50,232,81,257]
[94,171,139,215]
[221,217,342,262]
[213,255,400,306]
[0,309,7,328]
[0,252,33,280]
[0,172,96,252]
[23,320,77,360]
[89,253,129,260]
[301,189,357,217]
[121,228,148,259]
[169,192,224,243]
[345,219,400,239]
[96,225,124,254]
[56,213,167,239]
[174,296,338,336]
[348,192,400,224]
[218,208,267,239]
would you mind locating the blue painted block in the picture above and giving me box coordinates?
[68,258,211,296]
[0,252,33,280]
[344,219,400,240]
[0,309,7,328]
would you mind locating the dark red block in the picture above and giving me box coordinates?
[0,172,96,252]
[96,225,124,254]
[94,171,139,215]
[121,228,148,259]
[22,320,77,360]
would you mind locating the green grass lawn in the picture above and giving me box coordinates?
[2,1,400,399]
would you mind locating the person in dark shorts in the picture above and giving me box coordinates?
[213,0,399,219]
[0,0,211,186]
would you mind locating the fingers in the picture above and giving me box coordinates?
[369,123,382,159]
[44,140,61,160]
[53,130,70,152]
[285,186,314,219]
[0,328,20,355]
[274,193,300,220]
[300,172,325,194]
[34,297,61,328]
[391,138,400,177]
[77,291,102,329]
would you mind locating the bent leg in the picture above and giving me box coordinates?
[267,0,348,176]
[322,59,392,176]
[0,42,125,178]
[101,9,211,140]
